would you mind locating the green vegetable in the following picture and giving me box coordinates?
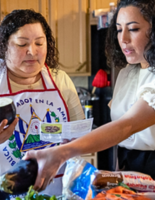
[15,186,58,200]
[118,182,132,190]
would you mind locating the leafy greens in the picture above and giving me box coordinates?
[15,186,57,200]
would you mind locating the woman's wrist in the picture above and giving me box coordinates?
[58,142,80,163]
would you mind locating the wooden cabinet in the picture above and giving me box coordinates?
[0,0,49,21]
[0,0,117,76]
[0,0,91,76]
[89,0,117,10]
[49,0,91,76]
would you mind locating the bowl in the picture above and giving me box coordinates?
[0,97,16,125]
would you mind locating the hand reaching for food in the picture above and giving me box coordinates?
[0,159,37,195]
[22,146,65,192]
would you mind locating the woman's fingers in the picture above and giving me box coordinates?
[36,176,49,192]
[6,118,18,131]
[0,119,8,132]
[0,118,18,143]
[23,147,63,192]
[23,150,52,191]
[23,150,44,190]
[36,171,55,192]
[33,174,45,191]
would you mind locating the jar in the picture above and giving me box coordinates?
[109,2,115,12]
[85,100,93,119]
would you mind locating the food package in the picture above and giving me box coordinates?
[91,171,155,200]
[91,171,155,192]
[63,161,155,200]
[62,157,97,200]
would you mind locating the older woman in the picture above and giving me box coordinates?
[24,0,155,192]
[0,9,84,199]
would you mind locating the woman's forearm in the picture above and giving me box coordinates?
[61,98,155,162]
[60,118,132,161]
[24,99,155,191]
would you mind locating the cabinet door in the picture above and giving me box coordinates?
[0,0,90,76]
[81,153,97,168]
[89,0,117,10]
[50,0,90,76]
[0,0,48,21]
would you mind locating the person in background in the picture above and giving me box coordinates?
[23,0,155,192]
[0,9,84,199]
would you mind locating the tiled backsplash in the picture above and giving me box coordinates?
[70,76,88,89]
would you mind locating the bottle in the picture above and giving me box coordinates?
[108,2,115,25]
[84,100,93,119]
[109,2,115,12]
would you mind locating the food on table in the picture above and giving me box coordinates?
[106,186,135,194]
[15,186,58,200]
[91,186,151,200]
[0,159,38,195]
[92,171,123,189]
[92,170,155,192]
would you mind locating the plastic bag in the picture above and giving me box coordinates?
[62,157,97,200]
[91,170,155,199]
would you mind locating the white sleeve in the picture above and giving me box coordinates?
[137,80,155,110]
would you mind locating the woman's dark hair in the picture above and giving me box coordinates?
[105,0,155,70]
[0,9,58,69]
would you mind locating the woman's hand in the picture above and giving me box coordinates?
[23,146,65,192]
[0,118,18,143]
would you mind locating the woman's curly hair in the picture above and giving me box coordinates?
[0,9,59,69]
[105,0,155,71]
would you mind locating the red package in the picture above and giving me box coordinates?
[92,171,155,192]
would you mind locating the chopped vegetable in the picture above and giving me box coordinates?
[15,186,58,200]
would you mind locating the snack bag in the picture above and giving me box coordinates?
[62,157,97,200]
[91,170,155,198]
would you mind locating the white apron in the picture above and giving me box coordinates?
[0,64,70,199]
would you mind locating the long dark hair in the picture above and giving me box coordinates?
[0,9,59,69]
[105,0,155,71]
